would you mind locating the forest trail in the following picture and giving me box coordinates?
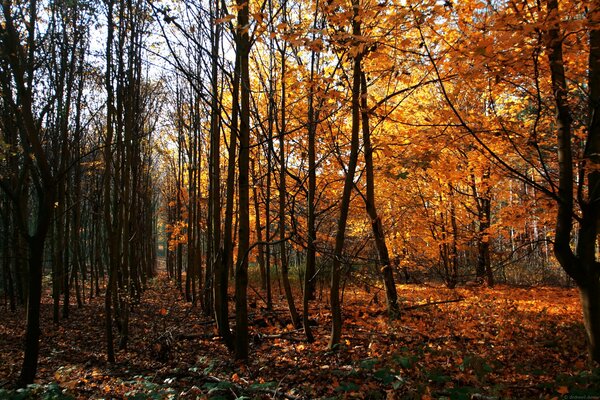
[1,272,597,399]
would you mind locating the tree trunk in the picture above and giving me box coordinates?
[581,0,600,363]
[303,8,320,341]
[105,262,117,363]
[253,181,266,290]
[209,0,232,349]
[477,197,493,286]
[103,0,117,364]
[278,19,301,329]
[359,72,400,318]
[2,206,16,311]
[234,0,251,360]
[329,0,363,349]
[18,234,45,386]
[545,0,600,364]
[580,281,600,363]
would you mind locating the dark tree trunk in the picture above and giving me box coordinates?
[219,7,240,350]
[359,72,400,318]
[545,0,600,364]
[18,234,45,386]
[278,17,300,329]
[329,0,363,349]
[476,197,493,286]
[303,9,320,341]
[234,0,251,360]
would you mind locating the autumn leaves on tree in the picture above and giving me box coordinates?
[0,0,599,389]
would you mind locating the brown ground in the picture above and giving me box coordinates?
[0,272,598,399]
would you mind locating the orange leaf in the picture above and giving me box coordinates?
[557,386,569,395]
[215,14,235,24]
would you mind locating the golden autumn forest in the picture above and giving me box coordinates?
[0,0,599,398]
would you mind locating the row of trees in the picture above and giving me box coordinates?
[157,0,599,363]
[0,0,161,385]
[1,0,598,386]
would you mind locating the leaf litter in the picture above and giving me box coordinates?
[0,273,598,399]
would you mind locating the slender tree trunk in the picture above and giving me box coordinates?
[449,189,459,288]
[234,0,251,360]
[264,2,275,311]
[63,199,71,318]
[18,230,47,386]
[265,162,272,310]
[103,0,117,363]
[278,21,300,328]
[211,0,232,349]
[252,161,266,290]
[359,72,399,318]
[303,22,319,340]
[477,197,493,286]
[52,211,63,324]
[329,0,363,349]
[2,207,16,312]
[105,261,117,363]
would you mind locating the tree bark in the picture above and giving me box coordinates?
[545,0,600,364]
[278,14,301,328]
[303,5,320,341]
[18,229,49,386]
[329,0,363,349]
[580,282,600,363]
[359,72,400,318]
[234,0,251,360]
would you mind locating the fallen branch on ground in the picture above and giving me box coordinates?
[403,297,464,311]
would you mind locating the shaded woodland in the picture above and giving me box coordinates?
[0,0,599,398]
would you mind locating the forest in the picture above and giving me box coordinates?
[0,0,599,398]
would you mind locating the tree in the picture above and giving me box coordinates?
[545,0,600,363]
[359,71,400,317]
[234,0,252,360]
[417,0,600,362]
[329,0,364,349]
[277,0,301,330]
[0,0,89,384]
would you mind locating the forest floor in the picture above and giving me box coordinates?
[1,271,599,400]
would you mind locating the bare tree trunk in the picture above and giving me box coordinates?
[19,233,45,386]
[212,0,233,349]
[277,11,300,328]
[329,0,363,349]
[1,0,57,384]
[103,0,117,363]
[303,3,321,341]
[545,0,600,364]
[359,72,400,318]
[252,159,266,290]
[234,0,251,360]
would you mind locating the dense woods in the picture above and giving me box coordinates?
[0,0,599,398]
